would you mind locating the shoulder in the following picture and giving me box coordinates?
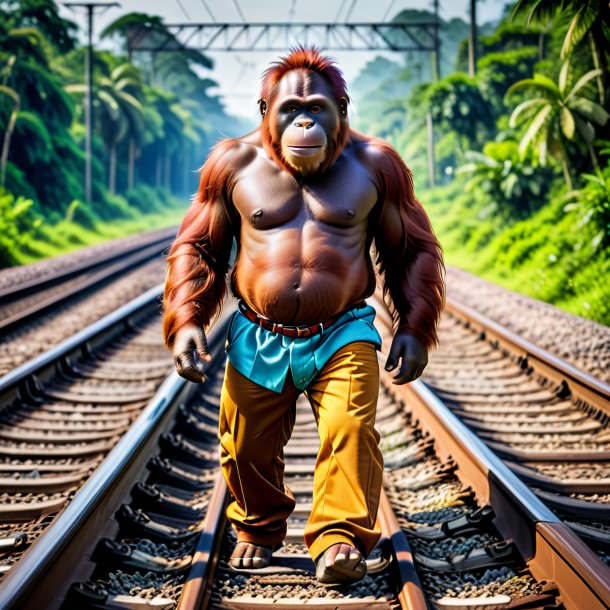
[346,131,411,194]
[348,130,403,173]
[203,129,262,171]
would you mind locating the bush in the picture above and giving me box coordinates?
[0,189,42,266]
[125,183,167,213]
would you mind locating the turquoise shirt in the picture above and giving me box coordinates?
[225,303,382,393]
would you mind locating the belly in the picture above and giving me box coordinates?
[234,233,373,324]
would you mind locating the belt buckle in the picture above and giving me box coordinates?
[296,325,310,338]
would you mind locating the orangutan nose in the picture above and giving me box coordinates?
[295,119,315,129]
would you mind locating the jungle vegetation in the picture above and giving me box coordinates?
[350,1,610,325]
[0,0,242,265]
[1,1,608,325]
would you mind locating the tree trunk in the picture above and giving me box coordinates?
[561,157,573,191]
[128,137,136,191]
[164,154,170,190]
[109,141,117,194]
[426,112,435,188]
[538,32,545,61]
[183,143,189,196]
[589,32,605,105]
[468,0,477,77]
[156,155,162,188]
[588,143,600,174]
[0,107,18,187]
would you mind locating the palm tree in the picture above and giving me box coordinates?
[512,0,610,103]
[66,63,144,193]
[506,61,609,189]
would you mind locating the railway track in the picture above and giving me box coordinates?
[0,227,176,334]
[0,288,606,609]
[421,298,610,557]
[0,284,175,587]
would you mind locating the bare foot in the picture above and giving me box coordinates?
[316,543,366,584]
[229,541,273,569]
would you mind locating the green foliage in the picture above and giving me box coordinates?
[0,188,42,265]
[477,47,539,116]
[506,61,609,188]
[2,0,77,53]
[458,140,553,217]
[564,156,610,250]
[125,183,170,214]
[424,178,610,325]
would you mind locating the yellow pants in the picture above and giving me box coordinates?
[219,341,383,561]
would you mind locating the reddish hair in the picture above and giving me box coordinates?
[367,135,445,349]
[259,46,349,107]
[259,47,351,176]
[162,140,245,348]
[163,49,444,352]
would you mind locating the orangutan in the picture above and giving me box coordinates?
[163,47,444,585]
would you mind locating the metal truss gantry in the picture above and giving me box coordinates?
[128,21,439,53]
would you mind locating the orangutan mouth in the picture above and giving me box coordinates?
[288,145,323,157]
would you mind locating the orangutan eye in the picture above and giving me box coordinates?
[286,105,298,113]
[310,105,322,114]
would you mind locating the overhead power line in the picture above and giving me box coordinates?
[232,0,246,21]
[334,0,348,22]
[345,0,358,22]
[175,0,190,20]
[382,0,396,21]
[200,0,216,22]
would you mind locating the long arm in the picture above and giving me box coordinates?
[370,138,445,380]
[162,140,238,363]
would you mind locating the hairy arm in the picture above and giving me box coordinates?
[369,139,445,381]
[162,140,243,378]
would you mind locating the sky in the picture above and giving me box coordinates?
[58,0,512,121]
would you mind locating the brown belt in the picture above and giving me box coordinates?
[237,300,366,338]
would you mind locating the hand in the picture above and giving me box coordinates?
[172,325,211,383]
[384,332,428,385]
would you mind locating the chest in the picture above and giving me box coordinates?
[232,155,378,229]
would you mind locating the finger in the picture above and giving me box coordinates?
[174,354,204,383]
[180,367,205,383]
[193,331,212,362]
[384,344,402,371]
[393,358,417,385]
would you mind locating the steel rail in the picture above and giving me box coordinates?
[177,474,428,610]
[0,228,177,333]
[0,227,176,302]
[0,283,164,401]
[385,376,610,610]
[0,303,233,610]
[444,297,610,414]
[369,291,610,609]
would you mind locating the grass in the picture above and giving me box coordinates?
[422,179,610,326]
[9,205,187,266]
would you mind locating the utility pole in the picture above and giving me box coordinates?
[63,2,119,203]
[431,0,441,82]
[427,0,441,188]
[468,0,477,77]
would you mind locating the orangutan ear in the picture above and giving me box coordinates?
[258,98,268,117]
[339,97,348,118]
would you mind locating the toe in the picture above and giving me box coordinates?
[333,543,353,566]
[242,543,257,568]
[346,548,364,571]
[229,542,247,568]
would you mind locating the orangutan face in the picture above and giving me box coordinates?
[265,70,348,176]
